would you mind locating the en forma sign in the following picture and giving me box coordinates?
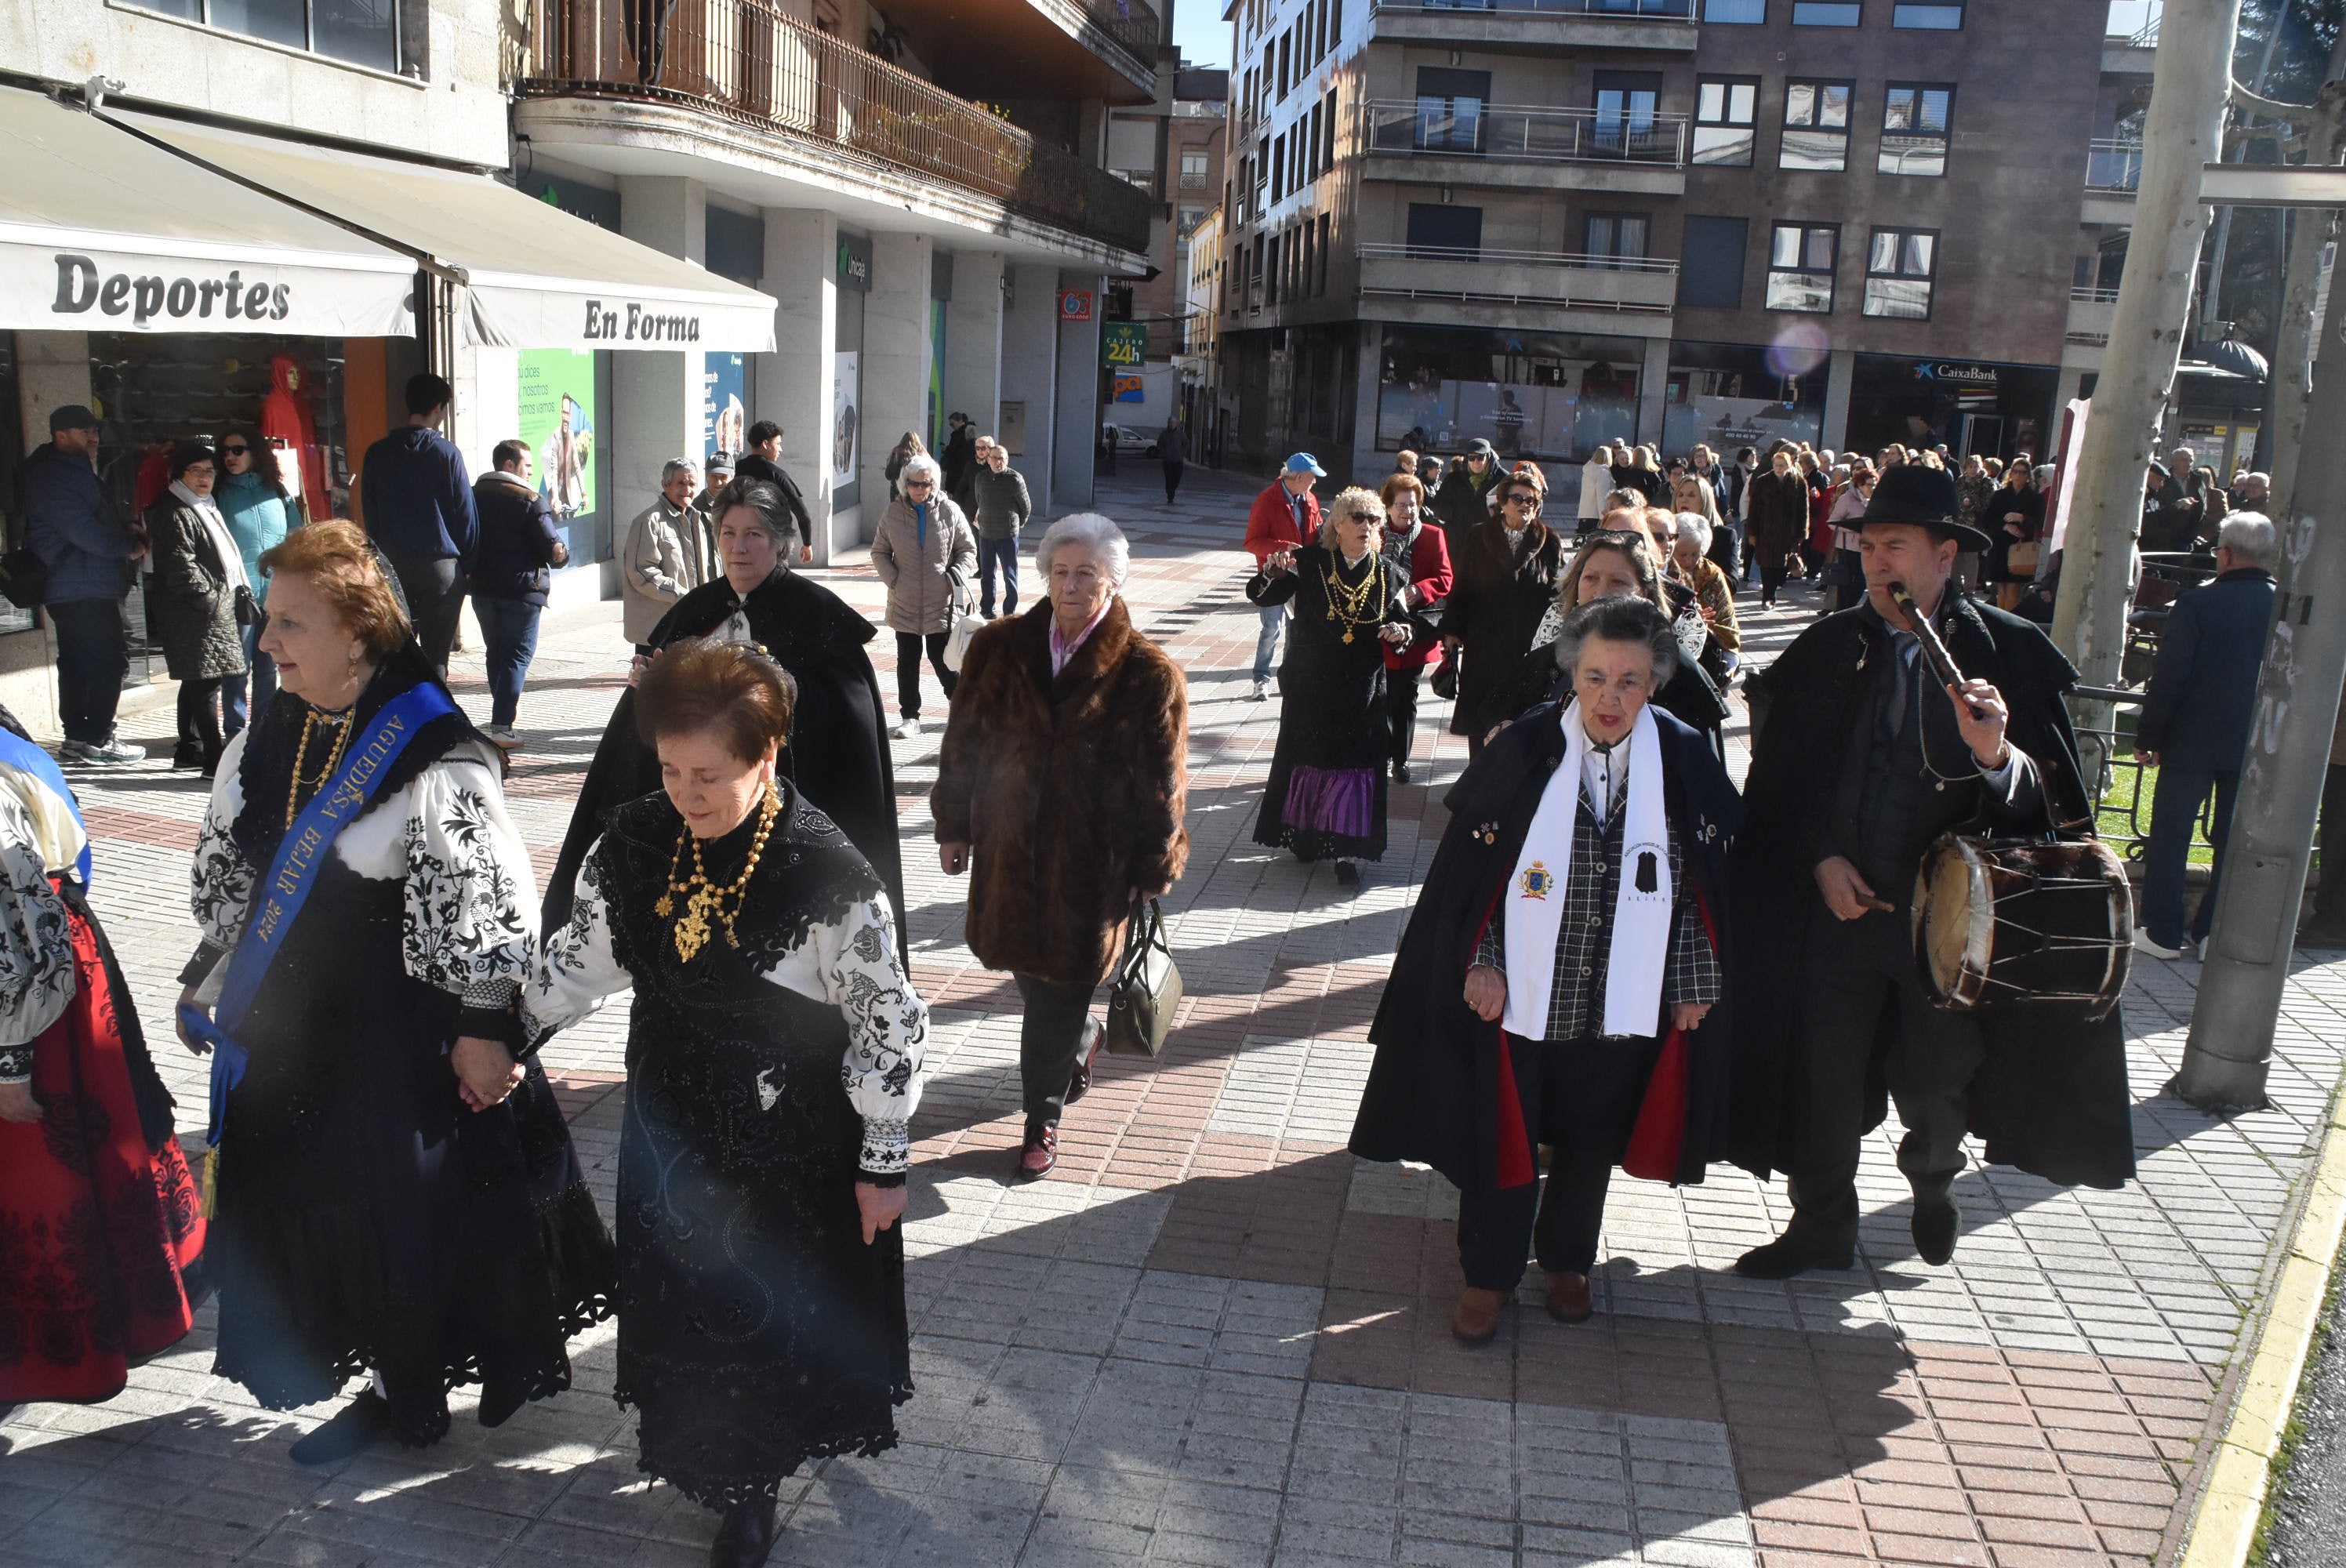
[0,244,415,336]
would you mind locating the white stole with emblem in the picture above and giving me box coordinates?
[1499,702,1674,1040]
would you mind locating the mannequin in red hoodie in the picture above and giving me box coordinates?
[261,354,330,523]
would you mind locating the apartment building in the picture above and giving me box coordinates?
[1105,67,1230,436]
[1215,0,2126,484]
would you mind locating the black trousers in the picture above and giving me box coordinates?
[1162,459,1186,504]
[49,598,127,745]
[1014,974,1100,1128]
[1779,906,1985,1252]
[390,554,464,679]
[1456,1032,1659,1291]
[2317,762,2346,926]
[1385,666,1422,768]
[895,631,957,720]
[1759,562,1789,604]
[176,676,226,767]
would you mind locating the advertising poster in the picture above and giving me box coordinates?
[701,352,746,463]
[831,350,860,493]
[518,348,596,519]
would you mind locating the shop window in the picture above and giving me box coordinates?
[1374,324,1647,460]
[1864,228,1937,318]
[1702,0,1764,18]
[1663,340,1828,457]
[1881,85,1954,176]
[1782,80,1853,172]
[1584,213,1651,269]
[1767,222,1839,313]
[1679,216,1749,309]
[1893,1,1962,23]
[1694,78,1760,167]
[1792,1,1861,21]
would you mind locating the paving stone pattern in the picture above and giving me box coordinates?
[4,469,2344,1567]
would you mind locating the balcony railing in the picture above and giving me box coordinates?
[1359,242,1679,313]
[2071,285,2122,303]
[1364,100,1689,166]
[1081,0,1159,67]
[519,0,1152,252]
[1371,0,1693,16]
[2086,138,2144,192]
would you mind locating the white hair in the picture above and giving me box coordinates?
[2218,510,2279,568]
[1037,513,1131,590]
[1672,510,1712,553]
[899,453,942,488]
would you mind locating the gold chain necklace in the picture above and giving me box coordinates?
[284,710,354,827]
[1322,553,1385,644]
[654,782,783,963]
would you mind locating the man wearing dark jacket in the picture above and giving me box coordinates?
[1728,466,2134,1280]
[2133,511,2279,956]
[469,441,569,746]
[359,373,476,676]
[25,405,146,764]
[1430,440,1502,539]
[734,421,815,563]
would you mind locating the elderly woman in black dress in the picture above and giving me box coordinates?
[529,638,926,1568]
[1248,487,1416,887]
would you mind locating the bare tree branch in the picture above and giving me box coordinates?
[2235,79,2314,120]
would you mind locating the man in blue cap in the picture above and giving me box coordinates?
[25,405,146,764]
[1242,454,1324,701]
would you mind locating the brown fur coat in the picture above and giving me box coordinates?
[932,598,1189,986]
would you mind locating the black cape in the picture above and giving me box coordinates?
[1350,704,1745,1192]
[1727,593,2136,1190]
[545,567,902,932]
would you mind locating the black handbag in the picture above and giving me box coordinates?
[1102,898,1181,1058]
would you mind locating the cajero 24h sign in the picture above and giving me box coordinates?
[1102,323,1146,369]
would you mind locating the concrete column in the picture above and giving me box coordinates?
[614,176,707,550]
[1347,321,1382,486]
[1000,263,1061,514]
[757,207,841,562]
[1821,347,1857,454]
[943,250,1007,438]
[1053,270,1105,511]
[1636,334,1670,453]
[861,231,935,530]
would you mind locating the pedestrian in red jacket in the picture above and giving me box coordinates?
[1246,454,1325,699]
[1378,473,1452,782]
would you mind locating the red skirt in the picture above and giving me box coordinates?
[0,899,205,1403]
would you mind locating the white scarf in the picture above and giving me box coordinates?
[1501,701,1673,1040]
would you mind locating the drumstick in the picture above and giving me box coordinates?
[1856,895,1895,913]
[1887,581,1988,720]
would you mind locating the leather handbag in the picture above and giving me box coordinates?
[1103,898,1181,1058]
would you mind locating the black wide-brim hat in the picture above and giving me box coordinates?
[1858,463,1995,553]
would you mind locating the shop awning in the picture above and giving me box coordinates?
[0,88,416,339]
[112,111,779,354]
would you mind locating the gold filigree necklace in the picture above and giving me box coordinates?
[1322,552,1385,644]
[654,782,783,962]
[284,709,354,827]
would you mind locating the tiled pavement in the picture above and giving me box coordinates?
[4,467,2344,1567]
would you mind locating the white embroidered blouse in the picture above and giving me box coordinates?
[0,766,81,1076]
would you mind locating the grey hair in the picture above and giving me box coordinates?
[1318,486,1386,550]
[1552,593,1680,691]
[1672,511,1712,554]
[1037,512,1131,589]
[899,453,942,488]
[707,477,801,555]
[662,458,698,483]
[2217,510,2280,568]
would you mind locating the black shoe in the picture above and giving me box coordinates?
[1065,1018,1105,1105]
[1334,860,1360,889]
[1393,760,1414,784]
[1912,1196,1959,1266]
[477,1377,527,1430]
[1733,1235,1854,1280]
[710,1497,779,1568]
[289,1390,392,1466]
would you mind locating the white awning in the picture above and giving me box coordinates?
[0,87,416,339]
[113,111,778,354]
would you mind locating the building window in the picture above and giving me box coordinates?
[1702,0,1764,17]
[1881,84,1954,175]
[1317,212,1331,294]
[1792,1,1861,21]
[1781,80,1853,172]
[1694,78,1759,167]
[1412,68,1491,154]
[1679,216,1749,309]
[1585,213,1651,269]
[1893,1,1963,24]
[135,0,416,74]
[1593,71,1663,157]
[1767,222,1839,312]
[1181,151,1210,191]
[1308,101,1325,179]
[1266,234,1280,305]
[1864,227,1938,318]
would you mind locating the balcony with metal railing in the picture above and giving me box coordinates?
[2087,139,2143,191]
[1366,0,1697,53]
[1361,100,1689,193]
[518,0,1151,254]
[1357,241,1679,321]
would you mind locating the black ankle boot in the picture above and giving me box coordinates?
[710,1497,779,1567]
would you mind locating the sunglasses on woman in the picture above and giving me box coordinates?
[221,444,250,456]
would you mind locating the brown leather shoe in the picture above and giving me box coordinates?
[1016,1123,1058,1179]
[1450,1287,1506,1344]
[1545,1271,1593,1324]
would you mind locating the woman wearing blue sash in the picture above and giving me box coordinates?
[175,523,614,1464]
[528,638,926,1568]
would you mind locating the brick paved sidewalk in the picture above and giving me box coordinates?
[5,468,2343,1568]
